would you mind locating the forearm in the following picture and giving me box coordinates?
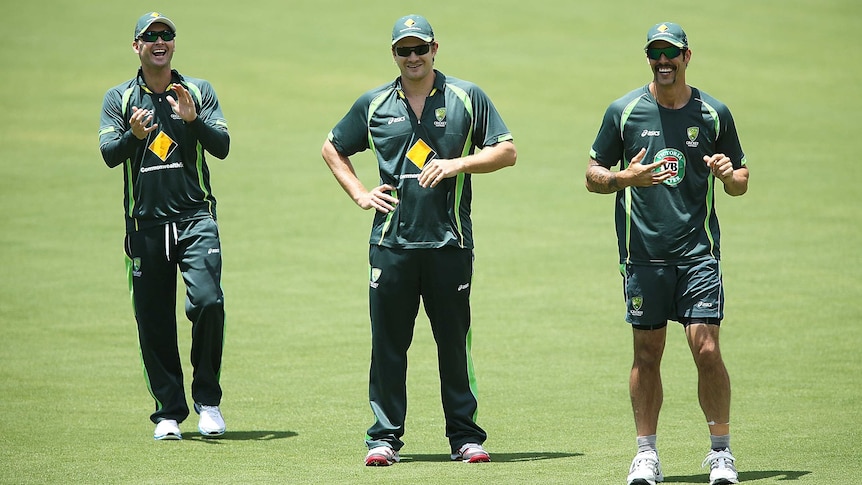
[99,130,143,168]
[188,118,230,159]
[721,167,749,196]
[458,141,517,174]
[458,141,518,173]
[585,162,626,194]
[322,140,369,205]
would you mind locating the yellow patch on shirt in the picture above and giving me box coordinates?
[148,132,178,162]
[406,139,436,169]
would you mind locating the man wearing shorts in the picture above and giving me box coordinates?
[585,22,749,485]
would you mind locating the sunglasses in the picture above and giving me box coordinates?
[394,43,433,57]
[139,30,176,42]
[646,46,684,60]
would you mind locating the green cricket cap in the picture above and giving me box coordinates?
[644,22,688,49]
[391,14,434,45]
[135,12,177,39]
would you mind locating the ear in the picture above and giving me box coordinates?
[132,39,141,54]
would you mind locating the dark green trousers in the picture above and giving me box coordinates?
[125,217,225,424]
[366,245,486,453]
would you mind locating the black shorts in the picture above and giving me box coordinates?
[622,259,724,329]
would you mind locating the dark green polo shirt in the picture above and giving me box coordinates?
[99,69,230,232]
[590,85,746,265]
[328,70,513,249]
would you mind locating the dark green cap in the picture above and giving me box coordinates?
[135,12,177,39]
[391,14,434,45]
[644,22,687,49]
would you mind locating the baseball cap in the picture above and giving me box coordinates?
[644,22,688,49]
[135,12,177,39]
[391,14,434,45]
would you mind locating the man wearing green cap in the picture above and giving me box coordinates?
[585,22,748,485]
[322,13,516,466]
[99,12,230,441]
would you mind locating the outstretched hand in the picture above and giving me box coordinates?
[166,83,198,123]
[626,148,674,187]
[130,106,158,140]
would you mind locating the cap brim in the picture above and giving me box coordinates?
[391,33,433,45]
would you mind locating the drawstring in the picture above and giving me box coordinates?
[164,222,178,261]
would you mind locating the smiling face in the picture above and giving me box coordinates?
[646,40,689,88]
[392,37,437,83]
[133,22,174,70]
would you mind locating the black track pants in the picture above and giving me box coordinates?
[365,245,486,453]
[125,217,225,423]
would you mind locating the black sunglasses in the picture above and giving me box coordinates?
[394,43,432,57]
[139,30,176,42]
[646,46,684,60]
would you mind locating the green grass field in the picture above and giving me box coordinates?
[1,0,860,483]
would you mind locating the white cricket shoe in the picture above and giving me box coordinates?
[195,403,226,437]
[702,448,739,485]
[365,446,400,466]
[153,419,182,440]
[627,450,663,485]
[451,443,491,463]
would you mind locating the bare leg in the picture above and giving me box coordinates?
[685,323,731,437]
[631,326,667,436]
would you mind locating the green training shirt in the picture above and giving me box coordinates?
[99,68,230,233]
[590,85,746,265]
[328,70,513,249]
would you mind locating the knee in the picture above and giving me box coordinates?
[633,346,663,368]
[692,341,723,368]
[186,293,224,319]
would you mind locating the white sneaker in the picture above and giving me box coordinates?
[365,446,400,466]
[153,419,182,440]
[702,448,739,485]
[195,403,225,436]
[627,450,663,485]
[450,443,491,463]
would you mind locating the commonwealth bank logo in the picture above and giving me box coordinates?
[405,139,437,169]
[148,131,178,162]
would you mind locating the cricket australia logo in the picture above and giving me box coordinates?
[434,107,447,128]
[630,295,644,317]
[370,267,382,289]
[132,257,142,277]
[653,148,686,187]
[686,126,700,148]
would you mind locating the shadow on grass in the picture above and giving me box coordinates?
[400,451,582,463]
[663,470,811,483]
[186,430,298,443]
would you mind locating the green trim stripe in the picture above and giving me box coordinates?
[619,95,647,263]
[465,327,479,421]
[126,254,162,411]
[700,98,721,257]
[367,89,396,245]
[446,83,474,248]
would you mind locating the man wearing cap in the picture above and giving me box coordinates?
[585,22,748,485]
[99,12,230,441]
[322,14,516,466]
